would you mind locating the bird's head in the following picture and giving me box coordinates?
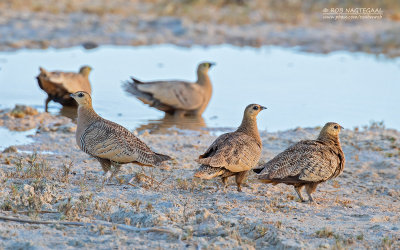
[197,62,215,74]
[70,91,92,107]
[79,65,92,77]
[244,104,267,118]
[319,122,344,138]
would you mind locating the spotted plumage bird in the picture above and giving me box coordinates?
[123,62,215,117]
[70,91,171,181]
[194,104,266,191]
[37,66,92,112]
[253,122,345,203]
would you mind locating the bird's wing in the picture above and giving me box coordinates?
[41,71,91,94]
[258,140,340,182]
[80,119,166,166]
[37,76,70,95]
[196,132,262,172]
[136,81,204,110]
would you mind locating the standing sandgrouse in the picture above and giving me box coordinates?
[253,122,345,203]
[123,62,215,117]
[37,66,92,112]
[194,104,266,192]
[71,91,171,180]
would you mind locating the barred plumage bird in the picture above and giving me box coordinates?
[253,122,345,203]
[37,66,92,112]
[71,91,171,181]
[194,104,266,191]
[123,62,214,117]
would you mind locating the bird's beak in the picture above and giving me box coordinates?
[209,62,216,68]
[70,93,75,98]
[340,126,344,129]
[260,106,267,110]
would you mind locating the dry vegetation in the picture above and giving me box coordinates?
[1,0,400,24]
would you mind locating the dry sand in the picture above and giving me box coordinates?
[0,107,399,249]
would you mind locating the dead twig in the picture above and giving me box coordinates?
[16,210,60,214]
[154,176,170,190]
[0,215,181,236]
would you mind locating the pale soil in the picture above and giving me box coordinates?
[1,1,400,57]
[0,108,399,249]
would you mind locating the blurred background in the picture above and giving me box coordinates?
[0,0,399,133]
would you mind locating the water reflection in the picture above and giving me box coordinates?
[0,45,399,131]
[136,115,207,134]
[59,106,77,121]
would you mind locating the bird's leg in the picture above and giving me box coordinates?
[109,161,122,182]
[96,158,112,184]
[45,96,51,112]
[294,185,306,202]
[235,171,248,192]
[221,176,228,190]
[102,172,112,186]
[305,183,318,203]
[97,158,112,173]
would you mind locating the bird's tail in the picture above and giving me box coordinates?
[194,165,225,180]
[154,153,171,164]
[130,77,144,84]
[39,67,49,76]
[252,166,264,174]
[122,78,154,104]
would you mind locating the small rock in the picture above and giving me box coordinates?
[59,123,77,133]
[10,105,38,118]
[82,41,98,50]
[141,130,150,137]
[3,146,18,153]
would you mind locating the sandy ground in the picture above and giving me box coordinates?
[0,107,399,249]
[1,1,400,57]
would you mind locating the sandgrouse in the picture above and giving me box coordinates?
[37,66,92,112]
[194,104,266,191]
[71,91,171,181]
[123,62,215,117]
[253,122,345,203]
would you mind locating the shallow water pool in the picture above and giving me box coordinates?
[0,127,34,150]
[0,45,399,132]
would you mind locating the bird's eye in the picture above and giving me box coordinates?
[78,93,84,98]
[334,125,338,129]
[253,106,259,110]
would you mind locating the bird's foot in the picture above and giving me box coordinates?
[219,184,228,194]
[102,171,112,183]
[301,198,318,205]
[102,171,119,185]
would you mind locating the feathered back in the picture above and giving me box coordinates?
[256,123,345,184]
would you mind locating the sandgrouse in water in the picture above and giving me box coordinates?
[194,104,266,191]
[37,66,92,112]
[71,91,171,181]
[123,62,214,117]
[253,122,345,203]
